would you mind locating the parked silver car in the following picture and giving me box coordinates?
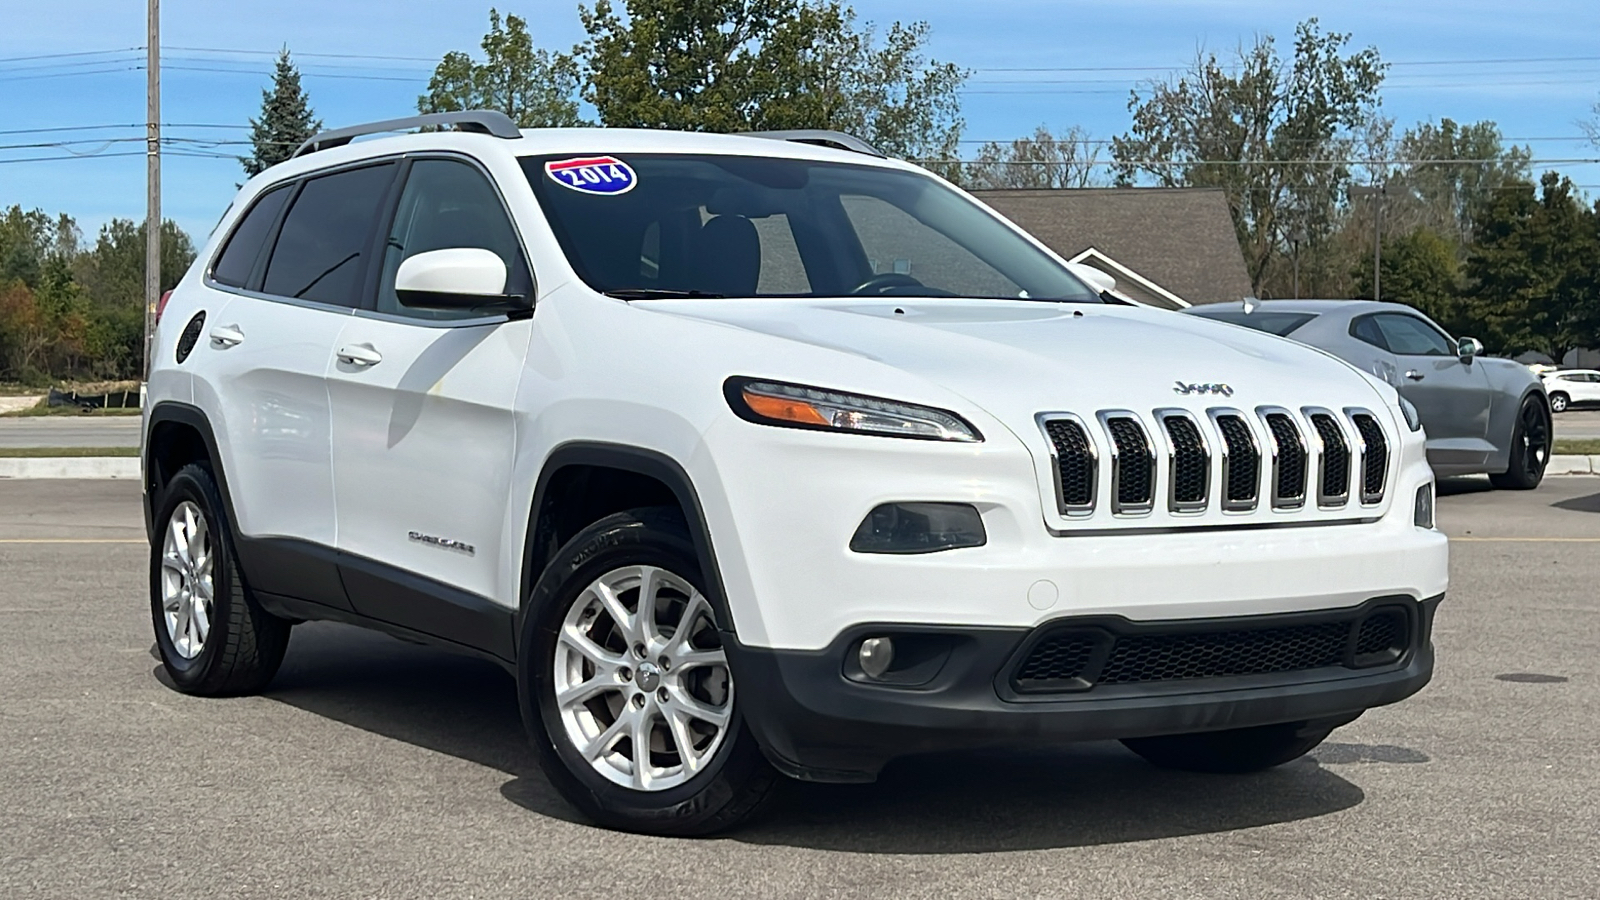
[1184,300,1551,489]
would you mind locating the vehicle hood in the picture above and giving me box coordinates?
[644,297,1391,434]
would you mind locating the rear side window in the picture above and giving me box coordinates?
[1350,315,1387,350]
[211,186,290,288]
[262,163,396,305]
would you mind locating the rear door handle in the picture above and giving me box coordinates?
[1404,370,1425,381]
[337,344,383,367]
[209,325,244,347]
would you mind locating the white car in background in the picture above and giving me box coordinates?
[1541,369,1600,413]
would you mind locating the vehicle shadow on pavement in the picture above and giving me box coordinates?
[260,623,1385,852]
[728,744,1364,853]
[260,622,586,824]
[1550,491,1600,514]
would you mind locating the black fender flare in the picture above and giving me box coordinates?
[517,442,736,652]
[143,401,236,543]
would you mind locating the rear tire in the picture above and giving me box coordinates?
[1549,392,1569,414]
[150,463,291,695]
[1489,396,1551,490]
[519,507,777,835]
[1122,720,1337,773]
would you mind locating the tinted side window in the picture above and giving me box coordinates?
[376,159,530,319]
[262,163,396,305]
[211,186,290,288]
[1350,315,1388,350]
[1374,314,1452,356]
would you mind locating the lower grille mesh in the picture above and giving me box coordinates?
[1013,607,1414,692]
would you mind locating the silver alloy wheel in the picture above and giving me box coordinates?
[160,500,215,660]
[553,564,733,791]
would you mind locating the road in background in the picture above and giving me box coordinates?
[1555,409,1600,440]
[0,416,142,448]
[2,478,1598,898]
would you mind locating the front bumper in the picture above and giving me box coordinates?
[727,593,1440,782]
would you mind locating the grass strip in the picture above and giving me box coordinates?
[1554,439,1600,455]
[0,447,139,458]
[0,403,141,418]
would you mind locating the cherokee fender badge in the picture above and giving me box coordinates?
[408,531,476,556]
[1173,381,1234,397]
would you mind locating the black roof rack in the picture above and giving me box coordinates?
[738,130,886,158]
[293,110,521,158]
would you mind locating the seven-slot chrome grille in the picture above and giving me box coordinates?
[1037,407,1390,519]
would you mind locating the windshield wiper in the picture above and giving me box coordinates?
[604,288,727,300]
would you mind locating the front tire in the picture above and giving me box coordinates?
[150,463,291,695]
[1489,396,1551,490]
[1122,720,1337,773]
[520,508,776,835]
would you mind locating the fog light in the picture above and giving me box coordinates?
[1414,482,1434,529]
[849,502,986,554]
[859,637,895,679]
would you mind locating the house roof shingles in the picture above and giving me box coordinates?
[972,187,1254,306]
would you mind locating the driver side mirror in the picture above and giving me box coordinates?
[395,248,530,318]
[1457,336,1484,363]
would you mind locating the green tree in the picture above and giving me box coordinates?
[1352,227,1462,324]
[966,125,1102,190]
[0,207,78,288]
[243,49,321,177]
[1389,119,1530,246]
[579,0,966,169]
[1462,172,1599,358]
[419,9,586,128]
[1111,19,1386,294]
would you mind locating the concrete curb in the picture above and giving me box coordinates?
[1548,454,1599,475]
[0,458,140,479]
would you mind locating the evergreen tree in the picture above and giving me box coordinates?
[242,49,321,178]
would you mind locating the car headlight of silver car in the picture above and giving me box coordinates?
[725,378,982,442]
[1399,396,1423,432]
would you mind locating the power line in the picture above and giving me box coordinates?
[163,45,439,62]
[0,47,140,64]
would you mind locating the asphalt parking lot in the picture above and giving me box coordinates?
[3,478,1598,899]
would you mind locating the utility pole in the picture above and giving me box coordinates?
[1289,227,1306,299]
[1349,183,1386,302]
[144,0,161,381]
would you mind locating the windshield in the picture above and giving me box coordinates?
[1192,310,1318,336]
[521,153,1100,302]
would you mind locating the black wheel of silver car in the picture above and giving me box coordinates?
[150,463,291,695]
[1549,392,1569,414]
[1122,720,1336,774]
[520,508,776,835]
[1489,396,1551,490]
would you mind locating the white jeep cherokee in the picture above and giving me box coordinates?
[143,111,1447,835]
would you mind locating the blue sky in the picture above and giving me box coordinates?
[4,0,1599,242]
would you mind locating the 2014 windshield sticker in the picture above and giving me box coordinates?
[545,156,637,195]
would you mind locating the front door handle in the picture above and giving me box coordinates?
[209,325,244,347]
[337,344,383,367]
[1404,370,1425,381]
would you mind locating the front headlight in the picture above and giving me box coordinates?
[1399,396,1423,432]
[725,378,982,442]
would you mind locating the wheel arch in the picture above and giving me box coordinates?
[519,442,735,645]
[144,402,236,543]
